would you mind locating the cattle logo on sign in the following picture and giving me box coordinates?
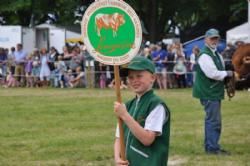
[95,13,125,37]
[82,0,142,65]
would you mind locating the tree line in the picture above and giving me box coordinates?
[0,0,248,42]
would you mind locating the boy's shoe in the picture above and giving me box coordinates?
[206,149,231,155]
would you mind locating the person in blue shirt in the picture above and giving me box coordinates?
[151,42,168,89]
[0,47,8,78]
[14,43,27,86]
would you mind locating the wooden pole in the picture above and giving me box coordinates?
[115,0,126,160]
[114,65,126,160]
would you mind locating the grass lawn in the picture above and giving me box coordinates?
[0,88,249,166]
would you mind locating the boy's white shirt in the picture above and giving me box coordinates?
[115,104,166,137]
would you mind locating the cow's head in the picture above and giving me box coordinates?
[243,53,250,65]
[117,14,125,25]
[240,44,250,66]
[232,43,250,77]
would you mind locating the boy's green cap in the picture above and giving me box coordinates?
[205,28,220,38]
[120,56,155,76]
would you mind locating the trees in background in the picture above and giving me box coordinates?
[128,0,248,42]
[0,0,88,26]
[0,0,247,42]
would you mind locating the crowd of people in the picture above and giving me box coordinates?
[0,43,107,88]
[0,39,242,89]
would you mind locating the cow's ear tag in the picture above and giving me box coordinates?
[82,0,142,66]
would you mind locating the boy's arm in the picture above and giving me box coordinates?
[114,137,120,161]
[114,137,129,166]
[114,138,121,162]
[114,102,157,146]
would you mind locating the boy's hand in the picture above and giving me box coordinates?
[115,158,129,166]
[114,102,128,120]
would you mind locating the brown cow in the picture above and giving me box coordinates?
[95,13,125,37]
[232,43,250,79]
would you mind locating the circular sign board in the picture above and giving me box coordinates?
[81,0,142,65]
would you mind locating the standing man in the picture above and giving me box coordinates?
[193,28,233,155]
[14,43,27,86]
[8,47,16,75]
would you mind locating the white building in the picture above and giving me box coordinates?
[0,24,82,54]
[35,23,82,53]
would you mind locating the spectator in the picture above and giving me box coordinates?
[162,44,169,89]
[14,43,27,86]
[48,46,59,71]
[173,54,187,88]
[141,47,152,60]
[69,66,85,88]
[174,42,185,59]
[48,47,59,87]
[189,45,200,84]
[166,44,176,88]
[69,46,82,73]
[64,69,74,87]
[105,65,113,86]
[25,55,33,87]
[235,41,244,48]
[0,47,8,80]
[62,46,72,60]
[83,45,95,88]
[56,55,67,88]
[3,71,16,88]
[31,48,41,87]
[7,47,16,75]
[152,42,168,89]
[98,63,107,89]
[39,48,51,87]
[62,46,72,69]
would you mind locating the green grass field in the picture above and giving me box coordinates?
[0,88,249,166]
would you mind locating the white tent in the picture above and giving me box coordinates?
[226,0,250,44]
[226,23,250,44]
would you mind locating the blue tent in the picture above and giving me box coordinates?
[183,36,226,57]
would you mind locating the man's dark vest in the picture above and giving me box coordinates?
[193,46,225,100]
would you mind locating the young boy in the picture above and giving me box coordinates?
[114,56,171,166]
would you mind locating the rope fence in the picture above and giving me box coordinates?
[0,58,234,88]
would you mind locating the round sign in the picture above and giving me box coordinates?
[81,0,142,65]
